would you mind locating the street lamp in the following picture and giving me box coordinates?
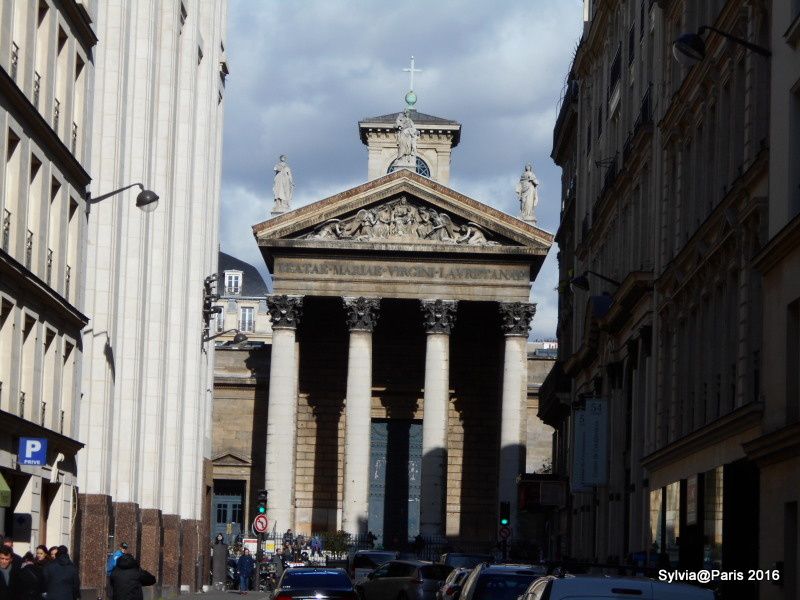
[85,183,160,214]
[672,25,771,66]
[202,329,248,344]
[570,270,621,292]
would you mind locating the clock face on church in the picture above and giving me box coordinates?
[387,156,431,178]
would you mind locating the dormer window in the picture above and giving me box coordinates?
[225,270,242,295]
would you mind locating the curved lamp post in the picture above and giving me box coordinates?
[203,329,248,344]
[570,270,621,292]
[85,182,159,214]
[673,25,771,66]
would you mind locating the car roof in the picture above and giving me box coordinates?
[480,563,546,572]
[442,552,492,557]
[551,576,713,598]
[389,559,433,566]
[282,567,347,574]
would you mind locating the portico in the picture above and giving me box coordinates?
[253,169,552,544]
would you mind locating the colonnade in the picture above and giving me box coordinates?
[263,294,535,537]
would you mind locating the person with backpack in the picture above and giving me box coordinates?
[107,542,129,575]
[110,553,156,600]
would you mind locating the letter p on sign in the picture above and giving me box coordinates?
[18,438,47,466]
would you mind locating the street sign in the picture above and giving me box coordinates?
[18,438,47,466]
[253,514,269,533]
[498,525,511,540]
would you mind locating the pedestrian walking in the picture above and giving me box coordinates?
[42,546,80,600]
[211,534,228,591]
[34,546,50,567]
[0,538,21,569]
[310,535,322,558]
[236,548,254,594]
[107,542,129,575]
[0,546,21,600]
[17,552,43,600]
[109,554,156,600]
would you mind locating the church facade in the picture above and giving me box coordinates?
[250,111,553,544]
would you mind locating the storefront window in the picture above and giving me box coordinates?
[649,488,663,558]
[665,482,680,565]
[703,467,723,569]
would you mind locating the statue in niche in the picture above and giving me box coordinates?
[272,155,294,213]
[515,163,539,223]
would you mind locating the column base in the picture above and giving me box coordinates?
[75,493,113,599]
[113,501,140,555]
[139,508,163,598]
[180,519,201,592]
[161,514,182,596]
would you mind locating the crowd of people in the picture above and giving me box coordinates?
[0,537,155,600]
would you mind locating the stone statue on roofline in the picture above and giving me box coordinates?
[395,111,419,168]
[516,163,539,224]
[272,154,294,215]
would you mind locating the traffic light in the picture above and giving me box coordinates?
[257,489,268,515]
[499,501,510,526]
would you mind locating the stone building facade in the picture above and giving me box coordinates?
[212,251,272,344]
[75,1,228,597]
[0,0,95,551]
[543,1,776,595]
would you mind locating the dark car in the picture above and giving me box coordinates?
[356,559,454,600]
[272,567,356,600]
[457,563,547,600]
[439,554,494,570]
[350,550,400,582]
[436,567,471,600]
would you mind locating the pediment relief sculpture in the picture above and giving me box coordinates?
[300,197,500,246]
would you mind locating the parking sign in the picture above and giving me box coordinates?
[18,438,47,466]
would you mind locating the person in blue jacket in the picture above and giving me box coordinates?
[236,548,255,594]
[106,542,129,575]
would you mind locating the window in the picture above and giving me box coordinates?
[214,309,224,333]
[239,307,254,332]
[225,270,241,295]
[387,156,430,177]
[787,299,800,423]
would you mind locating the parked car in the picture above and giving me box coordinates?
[350,550,400,582]
[457,563,547,600]
[520,575,715,600]
[439,553,494,570]
[436,567,471,600]
[355,559,454,600]
[272,567,356,600]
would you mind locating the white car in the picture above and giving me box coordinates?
[520,575,714,600]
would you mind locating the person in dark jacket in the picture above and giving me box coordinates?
[17,552,43,600]
[43,546,80,600]
[110,553,156,600]
[236,549,255,594]
[1,539,21,569]
[0,546,21,600]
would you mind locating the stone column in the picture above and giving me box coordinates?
[265,294,304,534]
[497,302,536,533]
[341,297,380,535]
[419,299,457,538]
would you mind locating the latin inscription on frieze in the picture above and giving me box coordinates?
[274,259,528,282]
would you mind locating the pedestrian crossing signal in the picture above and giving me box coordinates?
[257,489,268,515]
[499,500,510,526]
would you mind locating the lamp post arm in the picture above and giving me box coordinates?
[85,182,145,205]
[699,25,771,57]
[586,270,622,287]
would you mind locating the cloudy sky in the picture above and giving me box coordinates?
[219,0,584,339]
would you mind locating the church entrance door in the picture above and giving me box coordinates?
[368,419,422,548]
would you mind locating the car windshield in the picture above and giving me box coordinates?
[472,573,541,600]
[353,553,396,568]
[445,555,493,569]
[281,572,352,589]
[420,565,454,580]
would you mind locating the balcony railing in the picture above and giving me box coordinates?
[2,209,10,251]
[226,286,241,295]
[33,72,41,108]
[25,229,33,268]
[10,43,19,81]
[46,248,53,285]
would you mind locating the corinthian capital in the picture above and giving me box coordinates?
[420,299,458,334]
[498,302,536,337]
[266,294,304,329]
[343,297,380,332]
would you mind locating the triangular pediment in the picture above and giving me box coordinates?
[252,170,553,258]
[212,452,252,467]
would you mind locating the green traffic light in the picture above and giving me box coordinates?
[500,518,509,525]
[258,506,266,514]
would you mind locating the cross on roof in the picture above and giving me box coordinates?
[403,55,422,91]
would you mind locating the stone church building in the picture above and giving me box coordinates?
[215,108,554,546]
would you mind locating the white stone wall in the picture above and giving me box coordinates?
[79,0,228,521]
